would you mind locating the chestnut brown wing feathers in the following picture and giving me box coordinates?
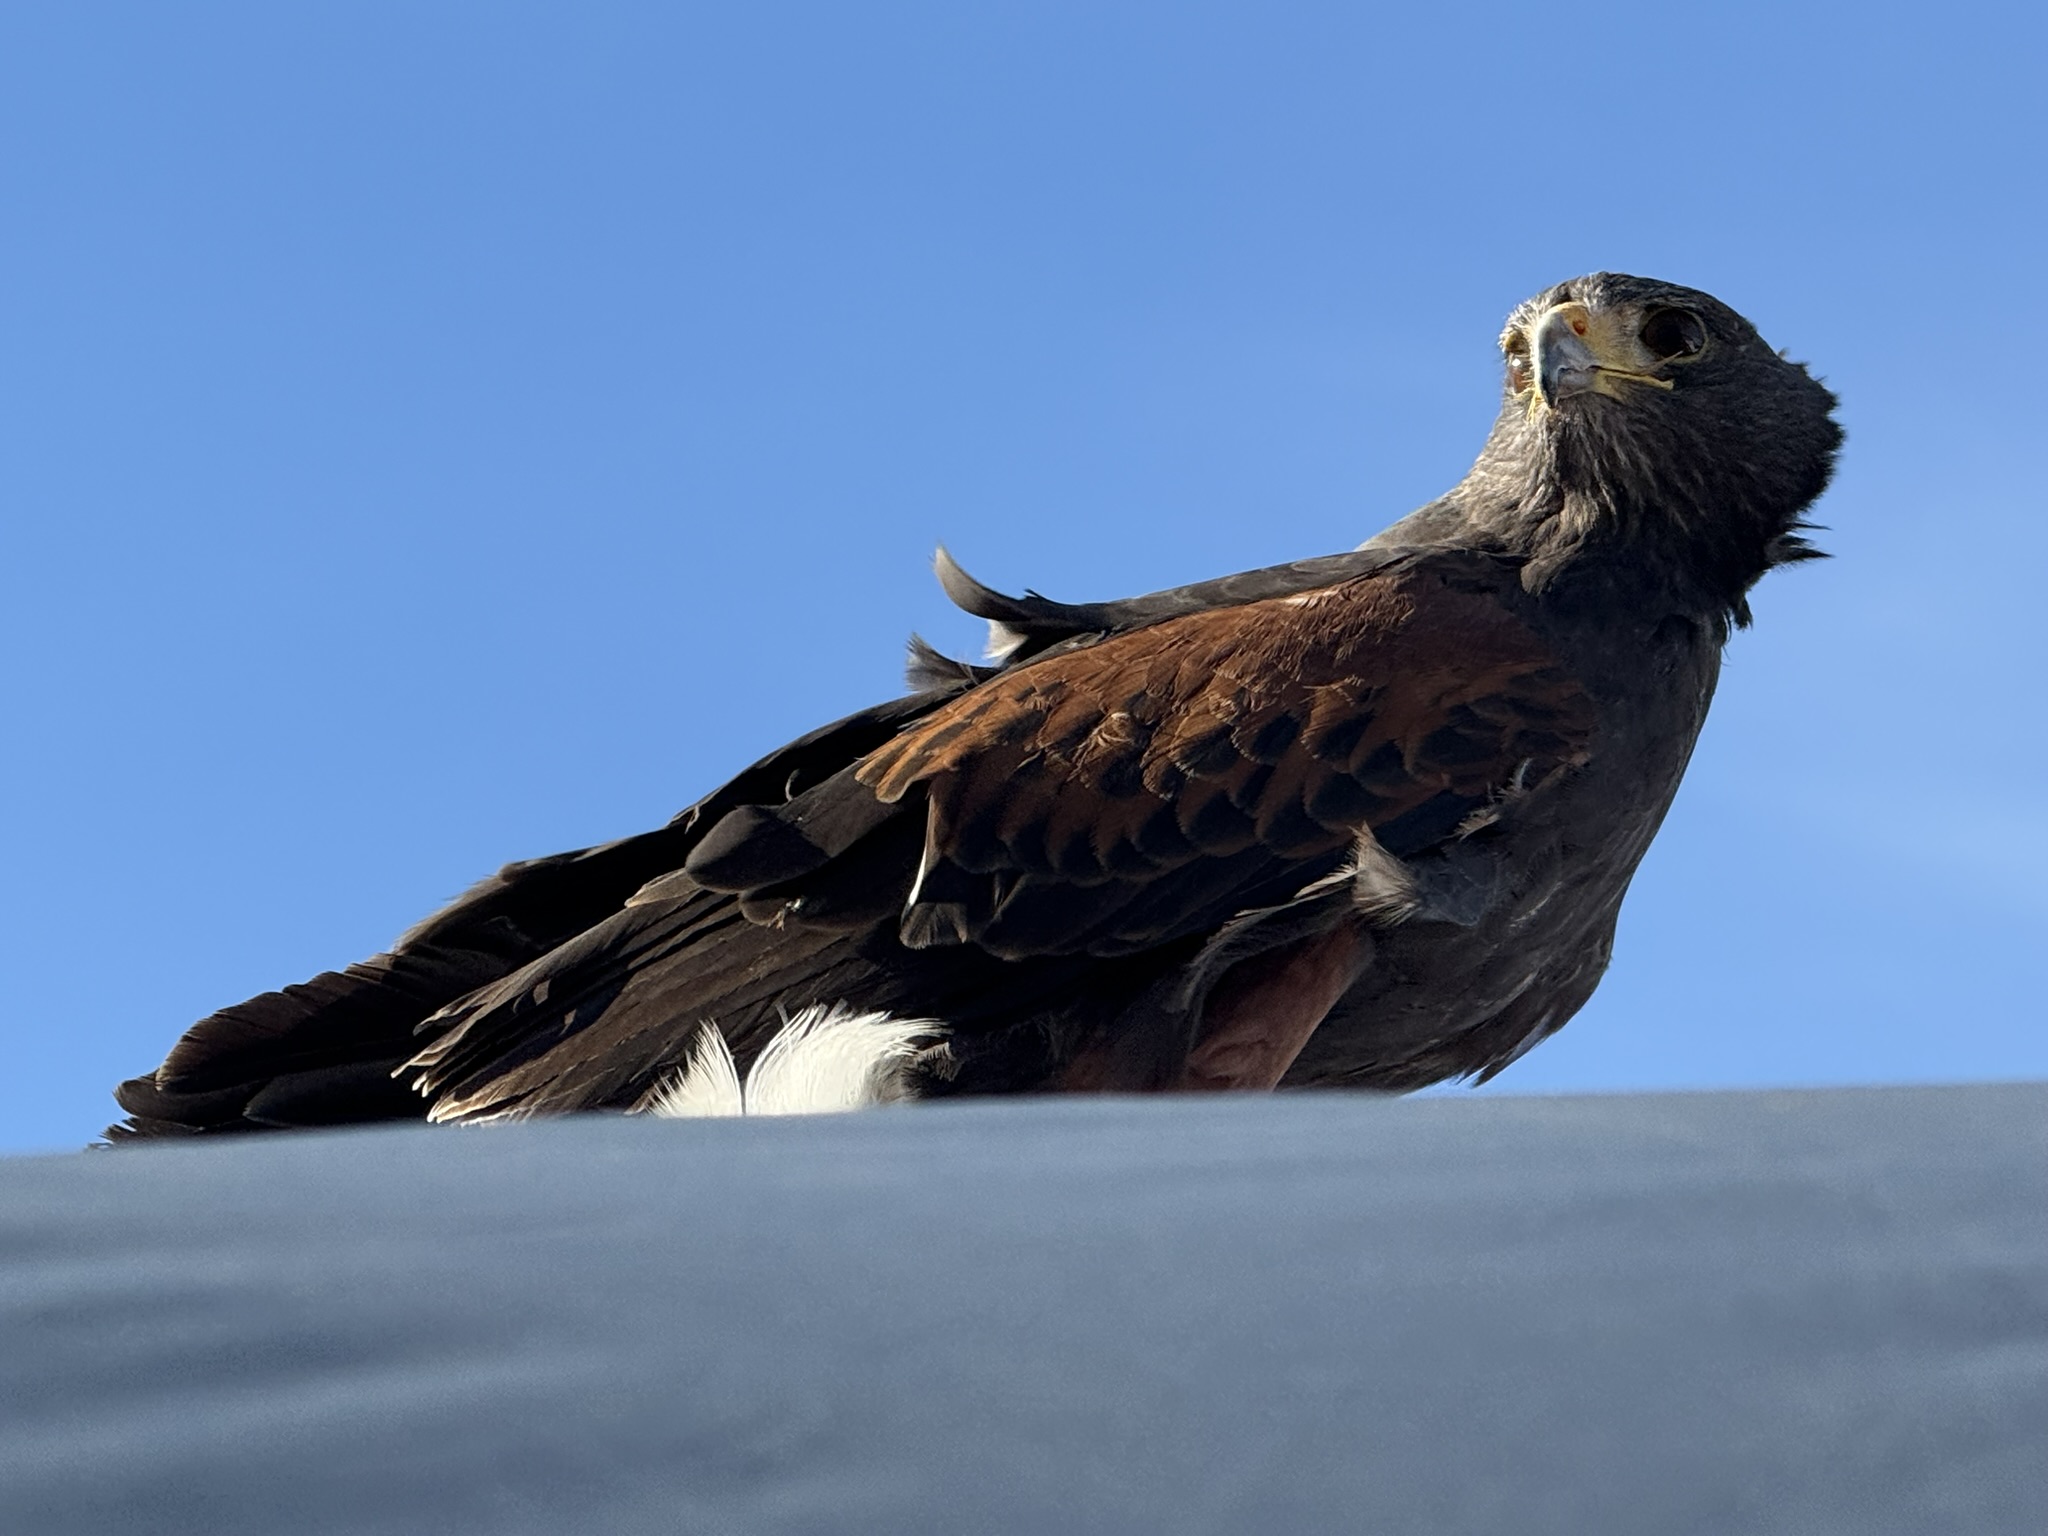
[852,557,1595,958]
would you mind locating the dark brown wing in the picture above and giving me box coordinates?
[106,690,967,1138]
[397,553,1594,1119]
[851,554,1596,958]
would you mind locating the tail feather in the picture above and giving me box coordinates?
[105,689,976,1141]
[105,829,697,1138]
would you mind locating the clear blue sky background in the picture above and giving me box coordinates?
[3,3,2042,1154]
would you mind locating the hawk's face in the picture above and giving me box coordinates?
[1501,279,1711,412]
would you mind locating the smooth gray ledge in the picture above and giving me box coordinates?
[3,1084,2044,1535]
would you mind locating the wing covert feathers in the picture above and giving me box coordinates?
[849,560,1593,954]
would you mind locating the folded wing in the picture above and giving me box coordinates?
[697,551,1596,961]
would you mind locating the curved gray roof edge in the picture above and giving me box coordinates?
[4,1083,2045,1535]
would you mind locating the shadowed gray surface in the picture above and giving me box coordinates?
[4,1085,2045,1534]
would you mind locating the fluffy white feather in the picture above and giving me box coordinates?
[647,1024,746,1118]
[640,1003,940,1119]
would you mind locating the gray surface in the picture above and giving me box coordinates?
[3,1086,2044,1535]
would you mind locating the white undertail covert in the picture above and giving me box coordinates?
[639,1003,941,1118]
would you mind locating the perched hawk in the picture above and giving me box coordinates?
[110,274,1841,1136]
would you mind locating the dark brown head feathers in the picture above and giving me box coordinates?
[1453,273,1841,622]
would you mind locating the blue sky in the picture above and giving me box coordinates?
[3,3,2042,1153]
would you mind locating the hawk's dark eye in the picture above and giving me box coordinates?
[1639,308,1706,361]
[1503,334,1533,394]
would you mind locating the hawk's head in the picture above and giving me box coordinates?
[1462,274,1842,620]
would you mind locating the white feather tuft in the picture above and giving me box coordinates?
[640,1003,940,1119]
[646,1023,747,1118]
[983,620,1028,663]
[744,1003,935,1114]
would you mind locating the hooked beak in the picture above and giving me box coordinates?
[1530,301,1674,409]
[1533,305,1604,407]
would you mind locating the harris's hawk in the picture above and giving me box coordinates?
[109,274,1841,1135]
